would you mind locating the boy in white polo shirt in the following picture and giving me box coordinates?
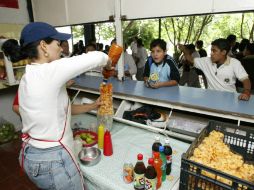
[178,38,251,101]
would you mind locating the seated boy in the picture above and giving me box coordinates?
[143,39,180,88]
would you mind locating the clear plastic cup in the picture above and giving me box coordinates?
[97,114,113,131]
[74,137,83,159]
[89,123,97,133]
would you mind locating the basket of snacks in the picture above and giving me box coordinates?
[180,120,254,190]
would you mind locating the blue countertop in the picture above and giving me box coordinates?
[72,75,254,120]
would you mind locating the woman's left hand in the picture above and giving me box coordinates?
[66,80,75,87]
[104,58,113,70]
[92,97,102,109]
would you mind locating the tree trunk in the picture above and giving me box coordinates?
[249,23,254,42]
[249,13,254,41]
[123,21,134,34]
[184,16,195,44]
[240,13,245,39]
[194,15,213,42]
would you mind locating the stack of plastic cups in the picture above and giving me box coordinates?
[97,83,114,131]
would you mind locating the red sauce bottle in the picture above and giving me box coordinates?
[144,158,157,190]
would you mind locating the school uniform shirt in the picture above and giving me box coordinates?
[194,56,248,92]
[19,51,108,149]
[143,56,180,83]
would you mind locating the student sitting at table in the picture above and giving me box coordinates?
[178,38,251,101]
[143,39,180,88]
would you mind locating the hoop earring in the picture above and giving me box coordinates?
[44,52,49,57]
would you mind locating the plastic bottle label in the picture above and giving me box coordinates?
[161,163,166,171]
[134,172,145,189]
[145,177,156,190]
[166,155,172,163]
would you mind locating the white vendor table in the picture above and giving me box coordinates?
[71,114,190,190]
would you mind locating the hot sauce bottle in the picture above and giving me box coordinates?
[134,154,146,190]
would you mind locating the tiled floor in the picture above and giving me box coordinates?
[0,135,38,190]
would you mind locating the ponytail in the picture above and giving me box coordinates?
[1,39,26,63]
[1,37,55,63]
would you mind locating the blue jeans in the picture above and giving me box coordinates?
[19,145,83,190]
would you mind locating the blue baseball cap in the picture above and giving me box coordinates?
[20,22,72,46]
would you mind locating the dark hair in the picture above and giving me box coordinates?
[239,38,250,52]
[85,43,96,52]
[232,42,239,52]
[196,40,203,48]
[1,39,23,63]
[60,40,68,46]
[98,43,103,50]
[186,44,196,51]
[211,38,230,54]
[226,34,236,42]
[137,39,143,47]
[2,37,54,62]
[245,43,254,55]
[111,38,116,45]
[150,39,167,51]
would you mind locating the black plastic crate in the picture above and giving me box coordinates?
[180,120,254,190]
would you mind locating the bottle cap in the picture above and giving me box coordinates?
[98,124,104,128]
[159,146,164,152]
[165,138,170,144]
[155,136,160,141]
[137,153,143,160]
[148,158,154,165]
[153,152,160,158]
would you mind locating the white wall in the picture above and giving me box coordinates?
[122,0,254,20]
[31,0,254,26]
[213,0,254,13]
[32,0,114,26]
[67,0,114,25]
[32,0,68,26]
[0,0,29,24]
[121,0,213,20]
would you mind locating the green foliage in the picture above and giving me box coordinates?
[198,13,254,49]
[73,12,254,55]
[71,25,84,43]
[123,19,158,49]
[161,15,213,55]
[94,20,158,49]
[95,23,115,42]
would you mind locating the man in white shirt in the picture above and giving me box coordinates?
[178,38,251,101]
